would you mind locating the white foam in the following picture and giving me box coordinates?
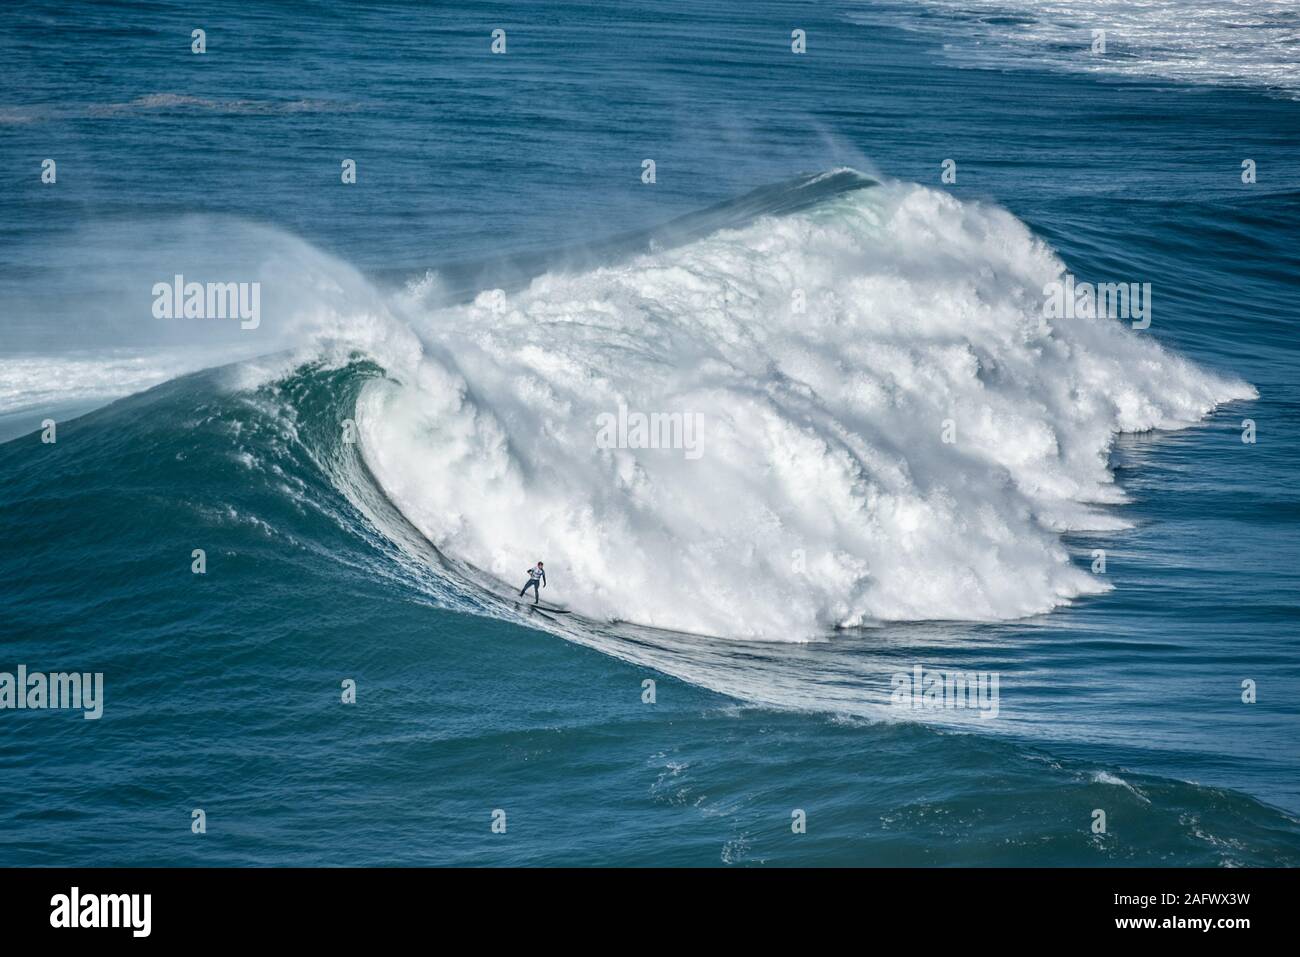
[353,180,1254,641]
[853,0,1300,97]
[0,351,187,416]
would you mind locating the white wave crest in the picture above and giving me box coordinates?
[352,180,1254,640]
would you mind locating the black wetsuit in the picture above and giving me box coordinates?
[520,565,546,602]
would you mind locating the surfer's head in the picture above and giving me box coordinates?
[538,561,543,566]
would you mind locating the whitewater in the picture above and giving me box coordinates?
[3,171,1253,641]
[357,172,1254,639]
[859,0,1300,98]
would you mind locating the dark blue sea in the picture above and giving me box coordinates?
[2,0,1298,865]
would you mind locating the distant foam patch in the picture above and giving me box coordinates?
[0,351,192,417]
[851,0,1300,98]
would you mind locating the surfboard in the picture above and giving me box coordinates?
[514,600,571,614]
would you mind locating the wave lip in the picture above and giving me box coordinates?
[352,173,1255,641]
[377,168,877,301]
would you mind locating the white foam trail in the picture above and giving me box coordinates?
[855,0,1300,97]
[352,180,1254,641]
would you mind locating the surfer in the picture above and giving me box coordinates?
[519,561,546,604]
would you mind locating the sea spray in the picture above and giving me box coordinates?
[352,179,1254,640]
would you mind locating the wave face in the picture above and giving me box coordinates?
[345,173,1253,640]
[856,0,1300,98]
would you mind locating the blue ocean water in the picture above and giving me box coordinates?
[1,0,1298,865]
